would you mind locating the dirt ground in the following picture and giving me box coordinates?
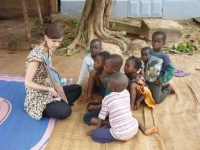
[0,18,200,82]
[0,18,200,150]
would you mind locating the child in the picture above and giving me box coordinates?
[124,56,155,110]
[77,51,110,104]
[77,39,102,85]
[147,31,175,104]
[83,54,123,125]
[86,73,158,143]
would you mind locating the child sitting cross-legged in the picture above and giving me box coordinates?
[83,54,123,125]
[124,56,156,110]
[78,51,110,104]
[86,73,158,143]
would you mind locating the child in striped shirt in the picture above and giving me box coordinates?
[86,73,158,143]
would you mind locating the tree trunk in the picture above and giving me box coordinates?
[36,0,43,25]
[63,0,127,52]
[21,0,31,42]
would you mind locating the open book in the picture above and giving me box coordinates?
[43,58,68,103]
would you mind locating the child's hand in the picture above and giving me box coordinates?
[134,101,140,110]
[61,78,73,86]
[154,80,160,85]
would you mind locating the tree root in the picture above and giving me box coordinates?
[61,0,127,53]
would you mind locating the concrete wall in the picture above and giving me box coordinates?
[61,0,200,19]
[163,0,200,19]
[0,0,51,19]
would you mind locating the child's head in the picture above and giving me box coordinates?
[141,47,151,63]
[104,54,123,75]
[108,73,128,92]
[124,56,142,76]
[152,31,166,52]
[90,39,102,57]
[94,51,110,71]
[44,23,64,50]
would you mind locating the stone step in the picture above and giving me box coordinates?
[140,19,183,42]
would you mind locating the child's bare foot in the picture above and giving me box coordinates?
[168,84,175,93]
[162,83,169,90]
[144,126,159,135]
[86,130,93,136]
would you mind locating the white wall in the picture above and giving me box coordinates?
[60,0,200,19]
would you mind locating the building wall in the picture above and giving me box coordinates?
[0,0,51,19]
[61,0,200,19]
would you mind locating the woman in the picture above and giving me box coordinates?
[24,23,82,120]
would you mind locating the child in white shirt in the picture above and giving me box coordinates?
[77,39,102,85]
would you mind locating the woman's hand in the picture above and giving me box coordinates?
[48,87,59,97]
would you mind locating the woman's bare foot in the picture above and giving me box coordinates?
[168,84,175,93]
[144,126,159,135]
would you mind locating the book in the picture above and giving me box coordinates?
[43,58,68,103]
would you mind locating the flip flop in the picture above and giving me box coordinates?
[175,69,190,77]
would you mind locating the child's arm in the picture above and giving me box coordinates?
[159,63,174,84]
[77,57,88,85]
[129,83,137,110]
[78,70,97,104]
[96,118,103,128]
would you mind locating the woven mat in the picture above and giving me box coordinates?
[45,74,200,150]
[0,74,56,150]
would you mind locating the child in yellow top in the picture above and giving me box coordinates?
[124,56,155,110]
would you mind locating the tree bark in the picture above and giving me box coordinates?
[36,0,43,25]
[21,0,31,42]
[62,0,127,52]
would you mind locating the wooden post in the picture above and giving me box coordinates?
[50,0,59,14]
[36,0,44,25]
[21,0,31,42]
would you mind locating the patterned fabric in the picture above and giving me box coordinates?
[129,75,156,108]
[99,90,138,140]
[24,45,54,120]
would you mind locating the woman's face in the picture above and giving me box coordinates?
[45,35,63,50]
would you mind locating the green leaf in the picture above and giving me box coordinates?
[185,34,190,38]
[85,47,90,52]
[71,19,79,25]
[173,43,179,49]
[198,40,200,45]
[177,44,186,52]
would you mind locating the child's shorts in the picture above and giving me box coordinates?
[93,81,105,97]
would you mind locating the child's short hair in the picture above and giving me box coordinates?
[128,56,142,70]
[141,46,151,52]
[152,31,166,41]
[45,23,63,39]
[90,39,102,47]
[107,54,123,71]
[97,51,110,61]
[109,73,128,91]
